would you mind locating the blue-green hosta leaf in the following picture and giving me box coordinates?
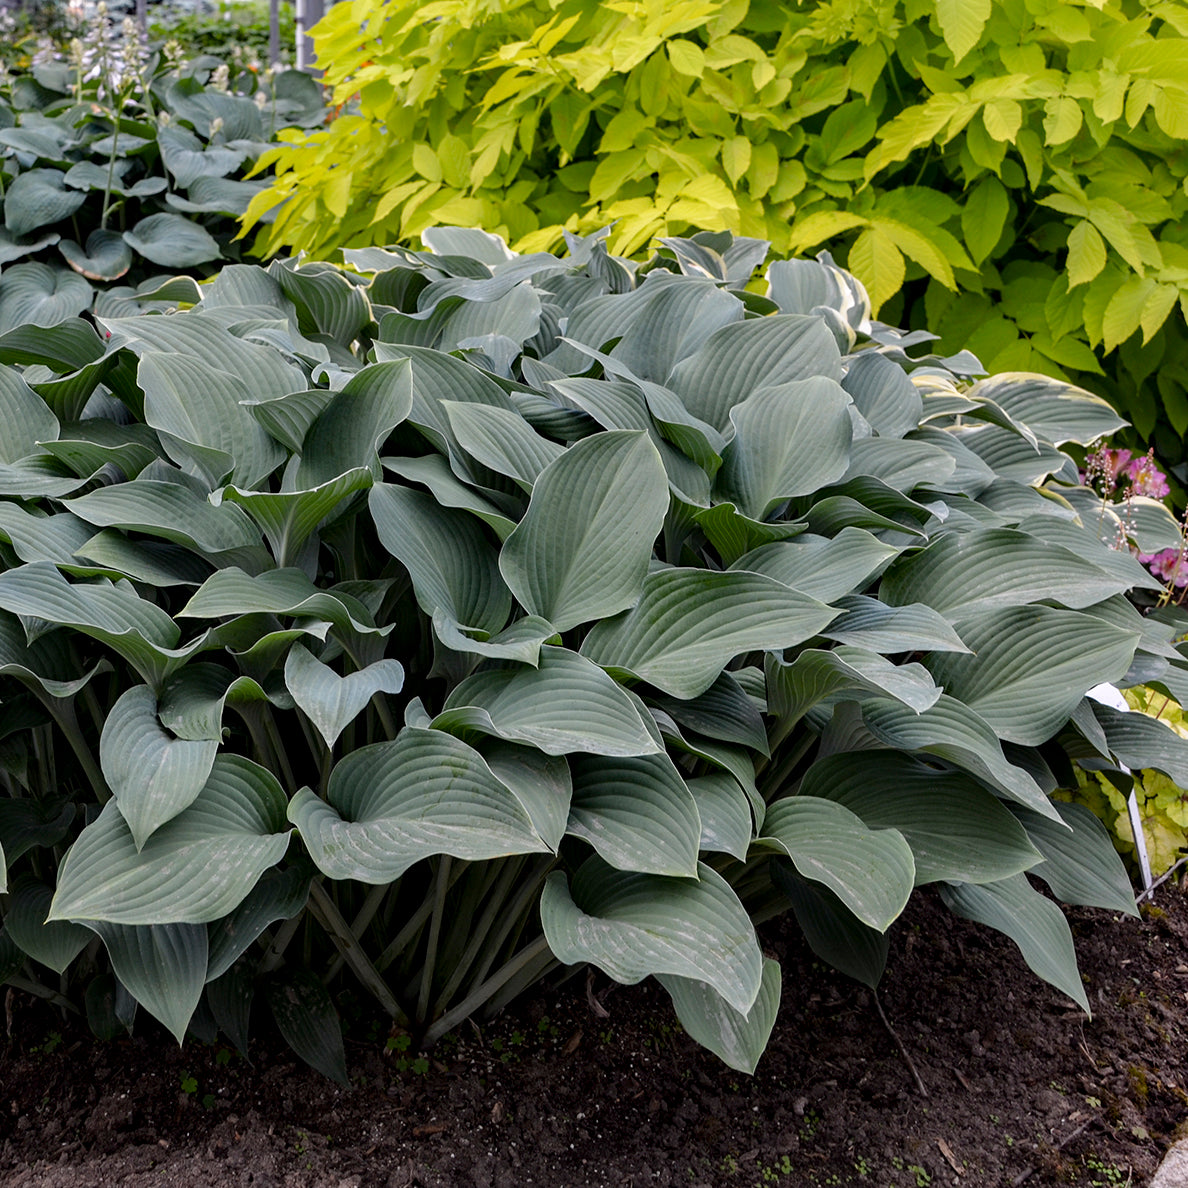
[3,169,85,237]
[1011,801,1137,917]
[879,528,1132,616]
[164,174,267,215]
[714,378,853,519]
[432,611,557,666]
[370,482,511,634]
[840,350,922,439]
[581,569,838,699]
[938,875,1089,1012]
[499,431,668,632]
[0,227,61,266]
[178,567,384,638]
[158,124,247,187]
[289,727,551,884]
[0,263,92,334]
[272,262,372,346]
[658,956,781,1075]
[215,468,375,567]
[100,685,219,849]
[0,319,105,371]
[157,663,272,742]
[966,373,1126,446]
[443,400,565,489]
[0,799,73,865]
[821,596,971,654]
[1089,701,1188,785]
[801,495,925,538]
[765,647,942,728]
[0,368,59,464]
[49,755,289,924]
[840,436,958,492]
[654,718,763,832]
[58,229,133,282]
[440,646,659,757]
[284,643,404,748]
[0,562,199,687]
[692,502,806,566]
[241,387,337,454]
[294,362,413,488]
[482,742,571,853]
[381,453,517,540]
[862,694,1059,819]
[73,531,213,589]
[1018,515,1163,594]
[567,752,700,877]
[206,865,310,983]
[647,671,768,755]
[266,968,349,1085]
[124,214,221,268]
[139,352,285,490]
[756,796,914,930]
[799,751,1042,885]
[665,314,843,431]
[687,773,753,861]
[955,425,1072,485]
[732,528,901,602]
[87,922,208,1043]
[924,606,1139,746]
[4,878,89,973]
[540,857,763,1013]
[772,863,888,988]
[0,610,109,699]
[65,480,264,555]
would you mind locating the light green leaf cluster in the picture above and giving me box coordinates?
[0,230,1169,1074]
[245,0,1188,470]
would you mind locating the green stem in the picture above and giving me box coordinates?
[37,693,110,803]
[258,912,303,974]
[416,856,452,1026]
[5,975,80,1012]
[324,882,388,981]
[263,707,297,790]
[468,855,554,991]
[421,935,551,1046]
[99,107,122,231]
[757,732,817,801]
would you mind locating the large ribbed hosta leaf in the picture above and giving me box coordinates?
[540,857,763,1013]
[4,878,90,973]
[499,431,667,632]
[732,527,900,602]
[581,569,837,699]
[49,756,289,924]
[658,957,781,1075]
[440,646,659,756]
[757,796,914,930]
[939,875,1089,1012]
[923,606,1138,746]
[799,751,1041,885]
[288,727,551,883]
[100,685,219,848]
[965,373,1126,446]
[443,400,565,489]
[821,596,971,653]
[0,368,59,463]
[284,643,404,748]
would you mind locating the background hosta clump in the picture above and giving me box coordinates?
[2,226,1187,1078]
[0,34,323,329]
[244,0,1188,477]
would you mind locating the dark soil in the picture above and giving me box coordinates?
[2,882,1188,1188]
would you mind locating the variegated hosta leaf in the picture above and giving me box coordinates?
[87,921,208,1043]
[798,751,1041,885]
[439,645,659,757]
[566,752,701,877]
[49,755,290,923]
[284,642,404,748]
[713,378,853,519]
[288,726,552,884]
[938,875,1089,1013]
[100,685,219,848]
[658,956,782,1075]
[499,430,668,632]
[756,796,914,931]
[540,857,763,1014]
[581,569,838,699]
[923,605,1139,746]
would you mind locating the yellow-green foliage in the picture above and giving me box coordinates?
[244,0,1188,461]
[1070,687,1188,875]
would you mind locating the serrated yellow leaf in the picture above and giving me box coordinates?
[934,0,991,63]
[982,98,1023,142]
[1043,96,1083,145]
[746,141,780,198]
[870,217,955,289]
[437,134,470,190]
[324,169,353,219]
[961,176,1009,265]
[1066,221,1106,288]
[1140,283,1179,343]
[1093,70,1129,123]
[1102,276,1157,352]
[721,136,751,186]
[787,210,868,252]
[751,59,776,91]
[1154,85,1188,139]
[411,143,442,183]
[848,227,904,314]
[667,39,704,77]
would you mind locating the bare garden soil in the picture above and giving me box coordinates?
[3,883,1188,1188]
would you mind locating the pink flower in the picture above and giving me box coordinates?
[1146,548,1188,588]
[1125,450,1170,499]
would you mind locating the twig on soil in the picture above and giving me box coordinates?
[1138,856,1188,903]
[873,990,928,1098]
[1009,1118,1095,1186]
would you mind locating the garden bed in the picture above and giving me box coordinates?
[2,881,1186,1188]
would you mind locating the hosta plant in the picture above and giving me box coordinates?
[3,227,1188,1078]
[0,33,323,330]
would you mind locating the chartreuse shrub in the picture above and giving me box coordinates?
[0,36,323,324]
[4,227,1188,1079]
[243,0,1188,469]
